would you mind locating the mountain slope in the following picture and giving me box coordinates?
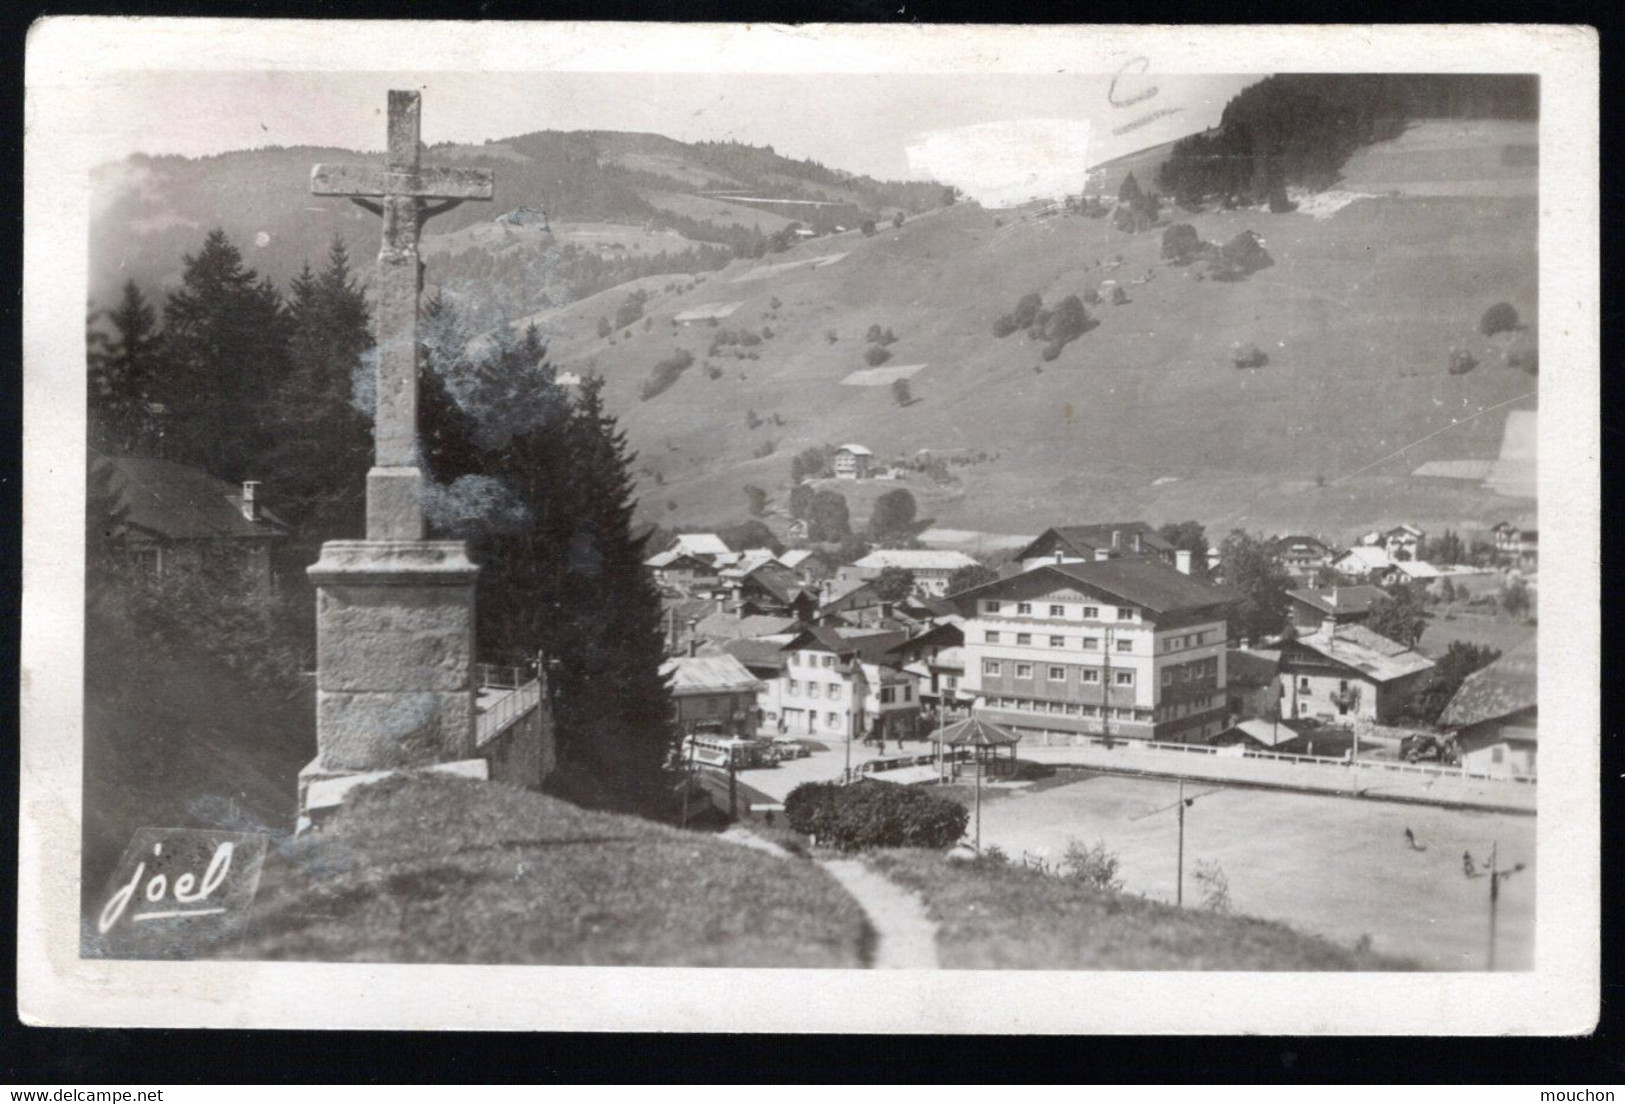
[535,120,1537,540]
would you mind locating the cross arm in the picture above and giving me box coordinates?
[311,163,496,200]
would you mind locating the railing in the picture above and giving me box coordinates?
[476,678,543,748]
[476,663,530,690]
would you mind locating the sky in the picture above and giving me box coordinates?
[98,70,1262,201]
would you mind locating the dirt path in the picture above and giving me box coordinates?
[818,859,940,970]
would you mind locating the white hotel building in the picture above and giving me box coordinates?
[951,558,1233,744]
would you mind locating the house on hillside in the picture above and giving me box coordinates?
[670,532,731,561]
[1491,522,1539,573]
[886,618,972,724]
[733,562,818,620]
[91,452,289,592]
[645,549,718,590]
[1440,638,1537,779]
[832,444,874,480]
[1330,545,1396,582]
[1270,534,1335,580]
[1276,624,1435,726]
[1013,522,1180,573]
[952,558,1234,744]
[778,548,834,584]
[1358,524,1424,561]
[839,548,980,597]
[661,654,765,740]
[1286,585,1388,634]
[774,626,920,742]
[720,636,793,734]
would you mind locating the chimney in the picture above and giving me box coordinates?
[1053,548,1064,565]
[1111,529,1121,549]
[1133,531,1143,552]
[1175,549,1192,575]
[1094,548,1111,562]
[241,481,261,521]
[688,636,700,657]
[881,602,894,621]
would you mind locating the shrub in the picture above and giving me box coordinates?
[892,211,905,229]
[1061,838,1123,892]
[1506,334,1538,374]
[1161,223,1204,263]
[744,485,768,516]
[861,220,878,237]
[1111,285,1130,305]
[705,364,722,380]
[1194,859,1233,913]
[1220,230,1273,276]
[864,345,893,367]
[1448,347,1478,376]
[753,439,777,460]
[1480,301,1520,336]
[596,316,611,339]
[1082,288,1103,306]
[640,348,696,400]
[825,329,839,344]
[892,378,912,406]
[1232,342,1268,369]
[615,289,649,330]
[785,780,969,851]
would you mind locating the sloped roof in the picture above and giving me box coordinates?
[94,453,288,542]
[646,549,708,569]
[954,557,1233,617]
[722,636,791,673]
[660,654,764,696]
[836,443,873,456]
[1335,546,1394,571]
[1271,534,1331,552]
[853,549,979,572]
[778,549,820,569]
[1015,522,1174,562]
[941,715,1022,747]
[1226,647,1281,687]
[1392,560,1445,580]
[695,611,798,641]
[743,562,809,605]
[1287,585,1388,617]
[1290,625,1434,682]
[1440,638,1537,731]
[671,533,730,558]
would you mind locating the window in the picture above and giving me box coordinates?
[985,631,1001,644]
[1017,633,1032,645]
[902,685,912,702]
[1116,639,1132,653]
[983,660,1002,676]
[879,687,894,704]
[827,712,839,727]
[1338,680,1350,692]
[1082,606,1099,619]
[1049,604,1066,617]
[1081,669,1100,684]
[1017,602,1033,615]
[1082,636,1100,650]
[1178,666,1190,682]
[1050,635,1066,648]
[788,679,800,695]
[1064,703,1080,715]
[1491,745,1505,764]
[944,676,958,690]
[822,655,835,669]
[983,600,1002,614]
[1117,607,1135,621]
[828,683,841,699]
[1115,671,1135,686]
[809,683,821,699]
[1015,663,1033,679]
[1299,677,1311,692]
[1162,669,1174,687]
[1048,665,1066,681]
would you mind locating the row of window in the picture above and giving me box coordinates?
[981,600,1137,621]
[1159,657,1220,686]
[1161,630,1215,651]
[790,652,839,669]
[982,696,1152,723]
[982,659,1135,686]
[878,684,914,705]
[983,630,1135,652]
[786,680,843,700]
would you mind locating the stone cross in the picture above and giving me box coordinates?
[311,90,494,540]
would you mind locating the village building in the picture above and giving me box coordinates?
[644,549,718,591]
[91,452,289,591]
[1270,534,1335,579]
[777,547,834,584]
[1330,544,1396,581]
[952,557,1232,744]
[832,443,874,480]
[1358,524,1425,561]
[660,654,765,740]
[1440,637,1537,779]
[1491,521,1539,573]
[838,548,981,597]
[731,561,818,620]
[1285,584,1388,634]
[773,625,920,742]
[668,532,731,560]
[1013,522,1179,573]
[1275,624,1435,726]
[885,617,973,726]
[720,636,793,734]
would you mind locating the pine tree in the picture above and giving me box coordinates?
[87,281,164,455]
[1218,530,1293,643]
[263,239,374,542]
[159,230,290,481]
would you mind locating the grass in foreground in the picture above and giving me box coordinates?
[242,775,867,967]
[865,850,1416,971]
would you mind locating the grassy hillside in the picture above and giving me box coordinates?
[243,775,869,966]
[538,120,1536,540]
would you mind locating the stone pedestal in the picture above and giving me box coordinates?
[307,540,479,772]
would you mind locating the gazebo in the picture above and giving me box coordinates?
[939,715,1022,780]
[938,715,1022,855]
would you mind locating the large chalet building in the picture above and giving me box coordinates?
[1013,522,1180,573]
[951,558,1233,744]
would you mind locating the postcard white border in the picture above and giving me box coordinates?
[20,19,1599,1033]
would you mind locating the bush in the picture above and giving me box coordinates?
[1220,230,1273,276]
[1448,347,1478,375]
[1161,223,1204,263]
[1506,333,1538,374]
[1480,301,1520,336]
[1111,285,1130,305]
[1082,288,1103,306]
[1061,838,1123,892]
[864,345,893,367]
[784,780,969,851]
[861,220,878,237]
[640,348,696,400]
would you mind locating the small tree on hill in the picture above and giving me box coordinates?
[807,489,852,542]
[868,488,918,540]
[861,220,877,237]
[1368,583,1427,648]
[892,211,905,229]
[1232,342,1269,369]
[872,566,916,603]
[864,345,893,367]
[1449,347,1478,376]
[947,562,998,595]
[1404,641,1503,724]
[1161,223,1204,264]
[1500,576,1532,619]
[1218,530,1293,643]
[788,482,815,520]
[596,316,611,339]
[1111,285,1130,306]
[892,378,913,406]
[744,484,768,517]
[1480,301,1520,336]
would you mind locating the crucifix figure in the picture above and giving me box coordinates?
[311,90,494,540]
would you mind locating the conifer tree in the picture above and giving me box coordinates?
[87,281,165,456]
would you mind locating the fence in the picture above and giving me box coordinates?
[475,663,531,691]
[476,679,543,748]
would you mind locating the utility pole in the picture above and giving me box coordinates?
[973,748,983,855]
[1176,778,1185,907]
